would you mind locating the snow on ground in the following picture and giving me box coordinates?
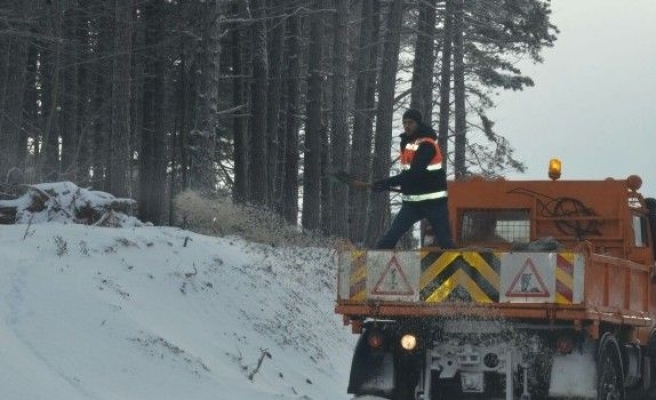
[0,223,356,400]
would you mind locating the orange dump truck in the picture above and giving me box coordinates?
[336,171,656,400]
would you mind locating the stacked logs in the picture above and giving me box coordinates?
[0,182,137,226]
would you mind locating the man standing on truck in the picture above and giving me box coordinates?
[372,108,455,249]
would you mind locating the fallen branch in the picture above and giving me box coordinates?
[22,184,74,219]
[93,210,114,227]
[247,348,272,381]
[22,214,35,240]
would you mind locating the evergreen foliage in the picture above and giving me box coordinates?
[0,0,558,244]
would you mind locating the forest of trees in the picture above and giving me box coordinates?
[0,0,557,244]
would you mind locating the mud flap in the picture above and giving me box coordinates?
[348,335,395,398]
[548,340,597,399]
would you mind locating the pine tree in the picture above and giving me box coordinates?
[280,0,301,225]
[301,0,324,231]
[267,0,285,210]
[365,0,403,247]
[247,0,269,206]
[330,0,350,237]
[139,0,167,224]
[107,0,133,197]
[410,0,437,123]
[349,0,380,244]
[0,0,31,182]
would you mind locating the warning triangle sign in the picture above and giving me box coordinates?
[505,258,550,297]
[372,254,414,296]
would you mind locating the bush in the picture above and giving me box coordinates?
[173,190,325,248]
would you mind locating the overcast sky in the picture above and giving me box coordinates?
[494,0,656,197]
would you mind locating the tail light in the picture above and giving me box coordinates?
[557,335,573,354]
[367,331,384,348]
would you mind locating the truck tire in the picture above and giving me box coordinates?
[628,332,656,400]
[598,334,625,400]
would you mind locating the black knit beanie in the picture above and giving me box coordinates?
[402,108,422,124]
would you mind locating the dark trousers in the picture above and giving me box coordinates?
[375,199,455,249]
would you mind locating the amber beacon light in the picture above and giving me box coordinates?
[548,158,562,181]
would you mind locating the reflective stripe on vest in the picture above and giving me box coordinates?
[401,161,442,171]
[400,137,447,201]
[402,190,447,202]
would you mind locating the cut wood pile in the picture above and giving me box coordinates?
[0,182,143,227]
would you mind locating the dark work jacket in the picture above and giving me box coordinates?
[386,123,448,201]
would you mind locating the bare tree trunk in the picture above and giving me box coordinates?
[22,42,39,178]
[301,0,324,231]
[179,3,195,192]
[107,0,132,197]
[330,0,350,238]
[267,0,285,209]
[42,53,62,182]
[190,0,221,193]
[410,0,438,248]
[452,0,466,178]
[281,3,300,224]
[274,0,289,215]
[349,0,379,244]
[438,0,454,175]
[410,0,437,123]
[169,27,186,225]
[37,0,64,182]
[0,35,7,149]
[130,0,145,194]
[0,28,29,180]
[247,0,269,206]
[91,3,114,191]
[320,123,331,235]
[365,0,403,247]
[77,6,94,186]
[75,3,93,186]
[59,2,80,183]
[231,1,248,203]
[139,0,167,224]
[91,64,108,190]
[320,1,333,236]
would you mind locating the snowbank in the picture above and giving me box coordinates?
[0,223,355,400]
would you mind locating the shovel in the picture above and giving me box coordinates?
[329,170,401,192]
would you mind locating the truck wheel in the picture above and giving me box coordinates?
[598,334,625,400]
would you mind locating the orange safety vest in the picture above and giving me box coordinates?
[399,137,447,202]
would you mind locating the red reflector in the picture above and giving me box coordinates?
[367,332,383,348]
[557,336,573,354]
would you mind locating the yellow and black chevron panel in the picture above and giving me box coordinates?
[555,253,574,304]
[420,251,501,303]
[349,250,367,301]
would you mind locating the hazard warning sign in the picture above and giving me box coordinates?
[505,258,550,298]
[372,254,413,295]
[367,251,420,302]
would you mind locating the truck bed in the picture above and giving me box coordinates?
[336,249,652,330]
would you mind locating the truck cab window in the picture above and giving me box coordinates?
[632,214,648,247]
[461,209,530,245]
[646,198,656,259]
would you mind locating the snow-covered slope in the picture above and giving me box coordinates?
[0,224,356,400]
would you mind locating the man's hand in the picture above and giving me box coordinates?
[399,133,410,151]
[372,180,389,192]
